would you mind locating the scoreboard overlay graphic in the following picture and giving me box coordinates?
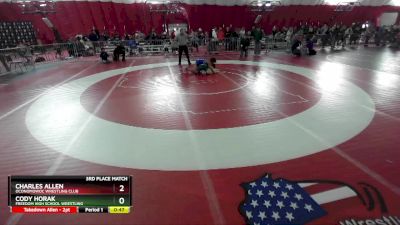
[8,176,132,214]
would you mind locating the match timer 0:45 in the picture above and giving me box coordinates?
[8,175,132,214]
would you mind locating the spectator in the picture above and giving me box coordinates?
[330,24,339,48]
[291,35,302,57]
[353,23,362,45]
[239,27,246,38]
[88,30,99,42]
[240,31,251,57]
[320,24,329,48]
[396,31,400,47]
[171,39,178,54]
[198,28,205,45]
[345,26,353,46]
[92,26,100,37]
[339,25,346,48]
[228,24,234,33]
[190,31,199,52]
[253,27,263,55]
[170,30,176,40]
[286,27,294,49]
[225,26,232,50]
[375,26,384,46]
[364,25,375,47]
[209,28,218,52]
[271,25,279,48]
[101,31,110,41]
[161,32,168,40]
[217,27,225,42]
[147,28,157,40]
[272,25,278,40]
[113,43,125,61]
[127,38,138,55]
[212,28,218,40]
[163,40,170,54]
[306,37,316,56]
[250,25,256,36]
[100,48,110,63]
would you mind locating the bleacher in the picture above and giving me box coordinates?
[0,21,37,49]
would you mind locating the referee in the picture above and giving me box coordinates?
[175,29,191,66]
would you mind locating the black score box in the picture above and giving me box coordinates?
[78,206,109,213]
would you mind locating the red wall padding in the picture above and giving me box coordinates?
[0,2,399,43]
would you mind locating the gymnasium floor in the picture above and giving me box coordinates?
[0,47,399,225]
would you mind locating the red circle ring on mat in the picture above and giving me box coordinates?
[25,61,375,171]
[80,65,322,130]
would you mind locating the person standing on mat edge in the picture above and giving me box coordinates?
[252,27,263,55]
[176,28,191,66]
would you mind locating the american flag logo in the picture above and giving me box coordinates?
[239,174,387,225]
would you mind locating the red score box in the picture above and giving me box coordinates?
[11,206,78,214]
